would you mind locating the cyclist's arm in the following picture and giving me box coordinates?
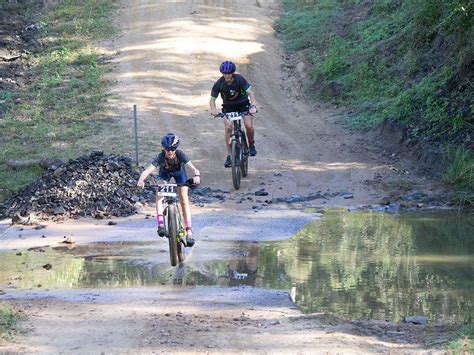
[209,97,219,116]
[185,161,200,184]
[248,88,257,113]
[137,164,156,188]
[248,89,257,107]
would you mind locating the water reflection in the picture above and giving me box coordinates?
[258,210,474,323]
[0,210,472,323]
[216,243,263,287]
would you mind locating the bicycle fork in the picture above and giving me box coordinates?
[176,204,186,244]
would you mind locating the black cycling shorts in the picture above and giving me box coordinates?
[222,101,250,114]
[158,168,188,186]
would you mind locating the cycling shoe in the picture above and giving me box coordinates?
[249,144,257,156]
[185,235,195,247]
[157,225,167,237]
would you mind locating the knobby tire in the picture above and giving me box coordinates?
[231,139,241,190]
[167,204,179,266]
[177,207,186,263]
[241,132,249,177]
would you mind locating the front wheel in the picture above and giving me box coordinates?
[231,139,241,190]
[167,204,178,266]
[177,210,186,263]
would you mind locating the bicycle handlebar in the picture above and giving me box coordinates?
[148,178,199,190]
[212,110,255,118]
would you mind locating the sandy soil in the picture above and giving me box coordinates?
[0,0,451,353]
[82,0,442,208]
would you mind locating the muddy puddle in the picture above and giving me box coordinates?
[1,209,472,323]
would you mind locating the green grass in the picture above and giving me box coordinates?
[277,0,473,204]
[277,0,473,135]
[443,147,474,206]
[0,302,24,340]
[0,0,118,201]
[445,320,473,353]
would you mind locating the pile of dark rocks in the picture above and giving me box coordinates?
[0,151,154,221]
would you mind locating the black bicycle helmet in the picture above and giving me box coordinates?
[161,133,180,150]
[219,60,236,74]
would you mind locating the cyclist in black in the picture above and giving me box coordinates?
[137,133,200,246]
[210,60,258,167]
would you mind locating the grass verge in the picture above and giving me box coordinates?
[0,302,25,341]
[443,147,474,206]
[445,320,473,353]
[276,0,473,205]
[0,0,118,201]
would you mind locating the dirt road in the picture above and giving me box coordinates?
[1,0,448,353]
[86,0,437,208]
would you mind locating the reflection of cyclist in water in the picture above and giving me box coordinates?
[218,244,262,287]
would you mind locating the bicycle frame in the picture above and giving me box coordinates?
[225,112,249,189]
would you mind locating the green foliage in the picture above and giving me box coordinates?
[0,0,118,201]
[445,320,473,353]
[278,0,473,134]
[407,0,474,43]
[0,166,44,199]
[46,0,117,39]
[275,0,337,51]
[443,147,474,205]
[314,36,350,79]
[0,302,24,340]
[278,0,473,203]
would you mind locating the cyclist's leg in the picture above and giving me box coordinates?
[178,185,191,233]
[236,102,254,143]
[243,114,255,143]
[240,102,256,155]
[222,105,235,153]
[155,191,166,236]
[174,170,195,245]
[222,104,236,167]
[156,170,171,236]
[224,119,232,153]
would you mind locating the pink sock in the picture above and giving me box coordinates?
[185,220,192,231]
[156,214,164,225]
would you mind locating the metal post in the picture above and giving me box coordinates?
[133,104,139,165]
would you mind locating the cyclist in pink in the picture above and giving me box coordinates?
[137,133,200,246]
[210,60,258,167]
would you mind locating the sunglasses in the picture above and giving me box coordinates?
[164,148,177,152]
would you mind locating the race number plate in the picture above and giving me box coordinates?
[226,111,242,121]
[157,183,177,197]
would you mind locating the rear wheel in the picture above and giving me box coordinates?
[241,133,249,177]
[231,139,241,190]
[167,204,178,266]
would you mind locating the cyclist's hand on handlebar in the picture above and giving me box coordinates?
[137,180,145,189]
[193,176,201,185]
[249,104,257,115]
[211,109,219,117]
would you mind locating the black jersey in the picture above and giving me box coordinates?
[211,74,251,106]
[151,150,189,173]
